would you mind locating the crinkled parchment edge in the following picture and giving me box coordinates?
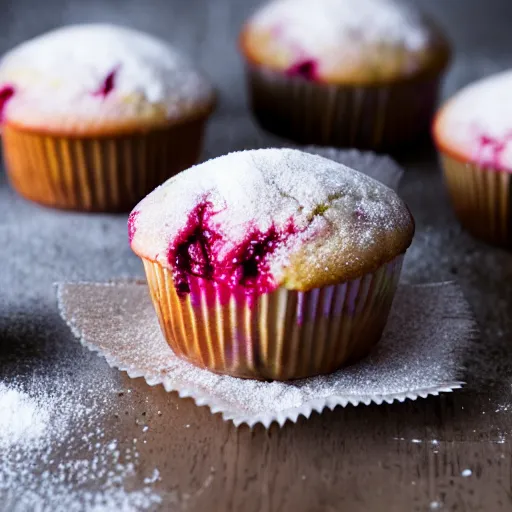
[56,281,466,428]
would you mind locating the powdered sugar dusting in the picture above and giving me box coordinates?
[130,149,413,290]
[0,24,214,131]
[435,70,512,171]
[57,280,474,428]
[0,374,162,510]
[249,0,437,77]
[253,0,430,49]
[0,383,49,449]
[303,147,404,192]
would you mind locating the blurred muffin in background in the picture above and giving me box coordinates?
[240,0,451,150]
[0,24,215,212]
[434,70,512,247]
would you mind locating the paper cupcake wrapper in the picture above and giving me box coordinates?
[142,256,403,381]
[247,65,441,150]
[2,117,207,212]
[441,154,512,247]
[57,280,475,428]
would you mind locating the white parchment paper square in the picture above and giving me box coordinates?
[56,149,475,427]
[57,281,476,428]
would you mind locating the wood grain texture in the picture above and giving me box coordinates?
[89,378,512,512]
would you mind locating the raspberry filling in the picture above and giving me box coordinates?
[128,210,139,244]
[286,59,318,81]
[476,132,512,170]
[223,221,297,291]
[93,66,120,98]
[0,85,15,122]
[171,201,221,296]
[168,201,297,297]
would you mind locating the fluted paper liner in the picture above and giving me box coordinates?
[142,256,403,380]
[247,66,441,149]
[57,280,474,427]
[441,153,512,247]
[3,117,207,212]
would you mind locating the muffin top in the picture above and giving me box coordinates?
[130,149,414,293]
[0,24,215,135]
[434,70,512,172]
[240,0,450,84]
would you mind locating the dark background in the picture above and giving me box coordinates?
[2,1,512,511]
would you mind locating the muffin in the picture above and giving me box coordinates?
[239,0,451,150]
[0,24,215,212]
[433,70,512,247]
[129,148,414,381]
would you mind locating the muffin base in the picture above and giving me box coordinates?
[441,153,512,247]
[2,117,207,212]
[142,256,403,381]
[247,65,441,150]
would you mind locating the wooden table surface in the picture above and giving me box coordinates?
[1,0,512,510]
